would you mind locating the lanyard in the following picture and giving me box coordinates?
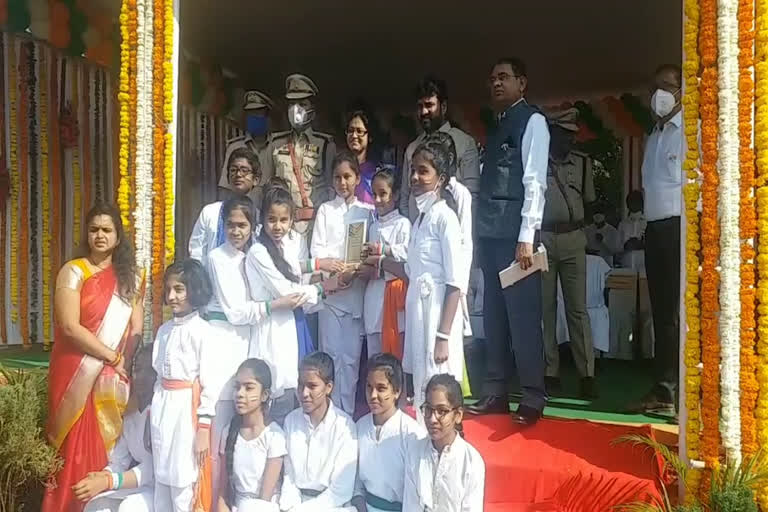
[288,141,311,209]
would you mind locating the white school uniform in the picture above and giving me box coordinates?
[280,403,358,512]
[150,311,217,511]
[402,434,485,512]
[207,241,272,505]
[228,422,288,512]
[363,209,410,355]
[354,410,426,512]
[188,201,224,269]
[403,199,466,413]
[447,177,474,337]
[311,196,374,413]
[84,408,154,512]
[245,241,321,399]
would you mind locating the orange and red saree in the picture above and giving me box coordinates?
[42,260,141,512]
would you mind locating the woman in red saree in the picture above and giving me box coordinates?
[43,203,144,512]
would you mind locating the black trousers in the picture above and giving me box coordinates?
[480,237,547,411]
[644,216,680,387]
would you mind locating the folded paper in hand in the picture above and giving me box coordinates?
[498,245,549,289]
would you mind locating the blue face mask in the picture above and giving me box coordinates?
[246,115,269,136]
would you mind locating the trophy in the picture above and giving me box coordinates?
[344,219,368,268]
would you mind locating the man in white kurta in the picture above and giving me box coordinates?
[280,402,358,512]
[402,434,485,512]
[310,195,373,413]
[354,409,425,512]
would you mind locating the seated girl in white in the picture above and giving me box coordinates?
[77,345,156,512]
[245,188,340,425]
[403,374,485,512]
[218,359,287,512]
[280,352,358,512]
[352,353,425,512]
[207,196,306,503]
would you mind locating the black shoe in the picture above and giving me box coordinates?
[580,377,598,400]
[626,386,675,415]
[511,404,542,426]
[545,376,562,397]
[465,395,510,415]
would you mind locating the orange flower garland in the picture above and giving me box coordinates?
[18,42,30,345]
[82,69,92,213]
[50,54,61,312]
[738,0,758,458]
[152,0,165,331]
[163,0,175,267]
[683,0,703,495]
[71,65,82,248]
[0,34,6,344]
[117,0,132,226]
[40,46,52,348]
[129,0,138,233]
[8,38,18,326]
[699,0,721,485]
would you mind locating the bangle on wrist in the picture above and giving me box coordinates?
[106,351,122,367]
[106,472,113,491]
[436,331,450,341]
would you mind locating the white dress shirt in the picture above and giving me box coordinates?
[354,410,426,512]
[280,403,358,512]
[402,434,485,512]
[517,111,550,244]
[311,196,373,317]
[188,201,223,269]
[207,242,269,325]
[363,210,411,335]
[231,422,287,511]
[641,112,683,221]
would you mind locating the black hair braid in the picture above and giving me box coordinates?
[258,229,299,283]
[223,413,243,507]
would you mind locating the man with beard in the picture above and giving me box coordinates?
[399,75,480,220]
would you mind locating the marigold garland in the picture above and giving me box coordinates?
[753,0,768,506]
[8,38,19,326]
[39,45,52,348]
[28,42,40,345]
[128,0,138,231]
[50,54,62,344]
[698,0,721,489]
[71,65,82,249]
[0,34,6,344]
[683,0,703,496]
[152,0,166,331]
[18,42,31,345]
[737,0,759,458]
[117,0,132,228]
[81,69,92,214]
[163,0,176,266]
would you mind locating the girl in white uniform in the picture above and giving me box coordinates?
[218,359,287,512]
[380,135,466,414]
[78,346,156,512]
[311,150,374,413]
[246,187,340,425]
[280,352,358,512]
[207,196,307,504]
[150,259,217,512]
[403,375,485,512]
[352,354,425,512]
[189,148,260,268]
[361,169,411,359]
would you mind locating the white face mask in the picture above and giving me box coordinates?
[414,189,439,214]
[288,104,314,130]
[650,88,679,118]
[593,213,606,225]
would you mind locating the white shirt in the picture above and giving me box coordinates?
[245,242,321,396]
[517,111,550,244]
[584,223,622,266]
[363,210,411,335]
[402,434,485,512]
[446,177,473,283]
[105,407,153,489]
[354,410,426,512]
[207,242,269,325]
[400,122,481,216]
[188,201,224,269]
[619,211,647,244]
[641,111,682,221]
[311,196,373,317]
[232,422,288,505]
[280,403,358,512]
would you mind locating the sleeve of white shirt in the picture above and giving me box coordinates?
[388,219,411,264]
[292,420,358,512]
[310,203,331,259]
[401,441,422,512]
[451,183,474,279]
[196,324,217,423]
[461,449,486,512]
[268,426,288,459]
[208,255,268,325]
[440,209,467,293]
[104,432,133,474]
[188,210,208,262]
[518,113,550,244]
[246,245,319,305]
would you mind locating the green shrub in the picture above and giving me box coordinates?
[0,367,61,512]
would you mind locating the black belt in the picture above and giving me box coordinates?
[541,221,583,234]
[365,490,403,511]
[300,488,323,498]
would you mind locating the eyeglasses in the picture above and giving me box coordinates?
[488,73,521,86]
[420,404,457,420]
[346,128,368,137]
[228,166,255,177]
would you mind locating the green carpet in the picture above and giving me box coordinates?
[0,344,675,425]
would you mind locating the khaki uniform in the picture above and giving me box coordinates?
[541,151,596,378]
[270,127,336,235]
[219,132,274,209]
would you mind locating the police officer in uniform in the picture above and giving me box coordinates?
[540,108,597,399]
[270,74,336,238]
[220,90,275,209]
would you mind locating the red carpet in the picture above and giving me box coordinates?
[463,415,662,510]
